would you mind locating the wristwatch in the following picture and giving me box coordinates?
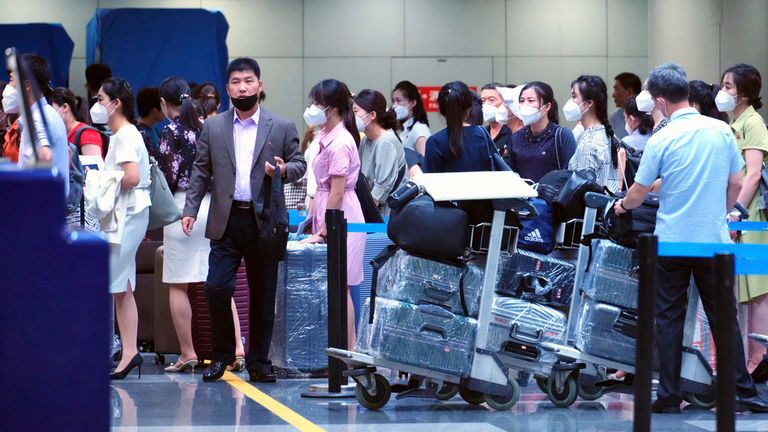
[619,199,629,211]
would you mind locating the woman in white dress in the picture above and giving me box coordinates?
[94,78,151,379]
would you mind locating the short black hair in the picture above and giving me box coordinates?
[136,87,161,118]
[85,63,112,92]
[226,57,261,80]
[614,72,642,95]
[20,53,51,100]
[647,63,689,103]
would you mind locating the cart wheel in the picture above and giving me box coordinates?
[484,378,521,411]
[459,386,485,406]
[577,383,604,401]
[546,375,578,408]
[436,383,459,401]
[155,354,165,365]
[276,368,289,379]
[536,377,549,394]
[684,391,716,410]
[355,374,391,411]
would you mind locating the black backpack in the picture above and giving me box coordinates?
[602,192,660,248]
[619,139,643,189]
[66,143,84,214]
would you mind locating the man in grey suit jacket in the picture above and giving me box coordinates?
[182,58,306,382]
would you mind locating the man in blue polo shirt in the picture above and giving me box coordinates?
[615,62,768,414]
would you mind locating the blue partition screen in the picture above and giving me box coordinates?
[0,23,74,87]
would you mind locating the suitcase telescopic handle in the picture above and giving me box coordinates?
[508,323,544,344]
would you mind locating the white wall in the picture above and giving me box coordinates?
[3,0,763,129]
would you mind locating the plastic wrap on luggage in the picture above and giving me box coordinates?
[358,298,477,377]
[496,249,575,306]
[575,298,637,365]
[487,296,566,365]
[270,241,328,376]
[376,249,484,316]
[581,240,639,309]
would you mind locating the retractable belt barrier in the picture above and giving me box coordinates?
[636,234,768,432]
[288,210,388,233]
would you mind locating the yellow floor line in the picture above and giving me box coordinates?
[223,371,325,432]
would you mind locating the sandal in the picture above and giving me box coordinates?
[164,358,199,373]
[227,356,246,372]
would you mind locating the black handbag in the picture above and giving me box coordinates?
[539,169,602,223]
[355,173,384,223]
[258,165,289,260]
[387,194,469,260]
[603,192,660,248]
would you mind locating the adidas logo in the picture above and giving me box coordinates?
[524,229,545,243]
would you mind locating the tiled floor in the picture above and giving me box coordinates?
[109,360,768,431]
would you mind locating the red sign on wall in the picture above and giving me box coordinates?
[418,85,478,112]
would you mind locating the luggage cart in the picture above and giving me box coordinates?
[540,192,716,409]
[328,171,538,410]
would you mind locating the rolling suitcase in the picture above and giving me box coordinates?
[190,262,250,361]
[486,296,566,365]
[358,298,477,376]
[581,239,639,309]
[496,249,576,306]
[575,298,637,365]
[355,232,394,318]
[270,241,328,376]
[376,249,484,317]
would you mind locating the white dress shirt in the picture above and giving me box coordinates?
[232,108,260,201]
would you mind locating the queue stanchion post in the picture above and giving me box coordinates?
[302,209,354,398]
[715,253,736,432]
[634,234,657,432]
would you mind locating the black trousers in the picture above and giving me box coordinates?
[655,257,756,401]
[206,205,280,372]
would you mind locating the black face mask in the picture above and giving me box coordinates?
[231,93,259,112]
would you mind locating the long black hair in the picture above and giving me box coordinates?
[520,81,559,124]
[393,80,429,130]
[437,81,474,157]
[159,76,202,132]
[101,77,136,123]
[192,82,221,118]
[572,75,617,168]
[688,80,728,122]
[623,96,655,135]
[721,63,763,110]
[309,79,359,146]
[354,89,401,132]
[52,87,89,123]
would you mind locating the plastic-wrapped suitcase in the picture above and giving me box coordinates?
[356,232,394,315]
[486,296,566,365]
[270,241,328,375]
[496,249,576,306]
[376,249,484,317]
[189,263,250,361]
[575,298,637,365]
[357,298,477,376]
[581,239,639,309]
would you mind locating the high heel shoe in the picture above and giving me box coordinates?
[227,356,246,372]
[110,353,143,380]
[164,358,200,373]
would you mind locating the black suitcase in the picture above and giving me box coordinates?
[604,193,659,248]
[496,250,576,306]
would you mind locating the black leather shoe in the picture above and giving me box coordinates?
[203,358,233,382]
[652,397,682,414]
[249,368,277,383]
[736,393,768,413]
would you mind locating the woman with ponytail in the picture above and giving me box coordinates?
[157,76,247,373]
[353,89,406,214]
[300,79,365,348]
[564,75,620,192]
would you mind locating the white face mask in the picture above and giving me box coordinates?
[355,112,370,131]
[393,104,409,121]
[625,121,633,136]
[495,104,509,123]
[481,104,497,123]
[89,100,114,125]
[715,90,737,112]
[635,90,655,113]
[563,99,584,122]
[503,86,524,119]
[303,104,328,127]
[2,85,19,114]
[518,104,542,126]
